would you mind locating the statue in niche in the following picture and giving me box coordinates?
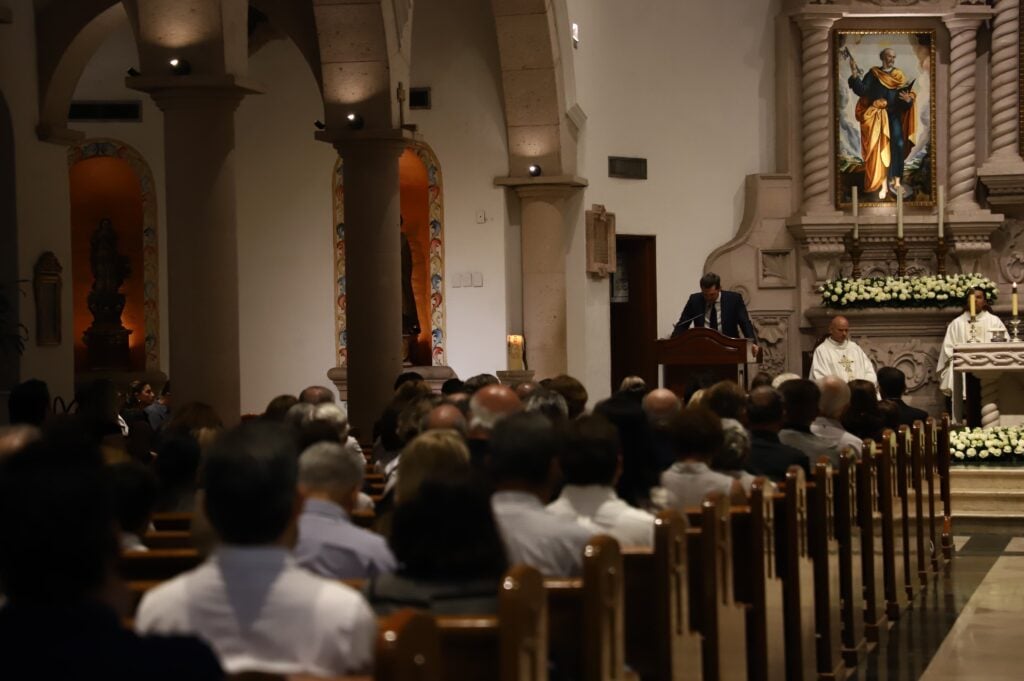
[400,216,421,364]
[83,218,132,369]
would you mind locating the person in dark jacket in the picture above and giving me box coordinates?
[746,386,810,482]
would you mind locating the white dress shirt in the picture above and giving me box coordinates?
[547,485,655,548]
[295,498,396,579]
[810,417,863,459]
[491,490,594,577]
[659,461,734,510]
[135,545,376,676]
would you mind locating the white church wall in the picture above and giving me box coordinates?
[565,0,780,397]
[234,38,340,413]
[1,0,75,403]
[408,0,512,381]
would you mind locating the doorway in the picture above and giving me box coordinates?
[610,235,657,392]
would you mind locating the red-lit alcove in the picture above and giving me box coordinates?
[69,156,146,372]
[399,148,431,366]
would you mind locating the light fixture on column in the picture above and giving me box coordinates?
[168,58,191,75]
[314,120,326,130]
[346,112,364,130]
[528,164,543,177]
[126,67,141,77]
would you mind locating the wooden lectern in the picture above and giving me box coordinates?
[655,328,761,397]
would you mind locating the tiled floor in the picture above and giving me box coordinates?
[850,522,1024,681]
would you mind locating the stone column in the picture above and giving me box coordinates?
[334,138,406,441]
[945,16,985,212]
[135,78,255,423]
[979,0,1024,193]
[497,178,585,379]
[796,14,838,214]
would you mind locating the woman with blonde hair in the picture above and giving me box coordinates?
[394,429,471,503]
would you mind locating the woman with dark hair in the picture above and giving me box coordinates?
[364,478,508,615]
[842,379,884,441]
[593,393,659,509]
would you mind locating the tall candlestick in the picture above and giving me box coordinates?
[1013,282,1019,317]
[852,186,859,239]
[969,293,976,319]
[937,185,944,238]
[896,192,904,239]
[507,334,525,371]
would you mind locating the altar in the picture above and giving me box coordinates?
[951,343,1024,427]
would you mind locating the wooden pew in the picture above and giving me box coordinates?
[856,441,887,646]
[878,430,909,622]
[909,422,928,590]
[923,418,941,573]
[142,529,194,550]
[685,493,750,681]
[895,426,920,601]
[546,535,627,681]
[936,414,955,561]
[120,547,202,582]
[834,450,865,667]
[151,511,193,531]
[228,608,442,681]
[622,509,701,681]
[435,564,547,681]
[805,461,844,681]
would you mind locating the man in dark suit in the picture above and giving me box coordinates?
[671,273,759,348]
[877,366,929,426]
[746,386,811,482]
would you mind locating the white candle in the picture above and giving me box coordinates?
[1013,282,1019,317]
[507,334,524,371]
[896,192,904,239]
[937,185,944,239]
[852,186,859,239]
[969,293,976,319]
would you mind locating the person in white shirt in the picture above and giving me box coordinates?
[489,412,594,577]
[810,375,863,461]
[937,288,1008,396]
[547,415,655,548]
[659,407,747,510]
[135,422,376,677]
[810,315,878,384]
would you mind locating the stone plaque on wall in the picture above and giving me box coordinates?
[758,248,796,288]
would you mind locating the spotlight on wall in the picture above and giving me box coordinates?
[528,164,543,177]
[314,120,326,130]
[126,67,141,77]
[346,112,364,130]
[168,58,191,75]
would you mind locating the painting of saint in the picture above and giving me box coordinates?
[835,31,935,207]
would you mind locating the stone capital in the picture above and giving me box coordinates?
[793,12,840,35]
[318,129,413,159]
[943,14,988,35]
[126,74,262,112]
[494,175,588,201]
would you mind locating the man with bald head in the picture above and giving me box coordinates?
[641,389,682,423]
[642,388,683,470]
[467,384,522,469]
[809,315,877,384]
[423,403,468,437]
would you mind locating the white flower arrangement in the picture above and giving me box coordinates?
[820,274,998,310]
[950,425,1024,463]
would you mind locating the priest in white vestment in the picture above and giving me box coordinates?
[809,315,877,384]
[936,289,1008,395]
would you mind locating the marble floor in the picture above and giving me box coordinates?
[850,520,1024,681]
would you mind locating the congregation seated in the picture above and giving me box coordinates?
[641,387,682,472]
[712,417,760,494]
[547,374,589,419]
[659,407,747,508]
[523,387,570,425]
[298,385,336,405]
[842,379,885,442]
[746,386,811,482]
[0,439,223,679]
[110,461,160,552]
[262,394,299,423]
[702,380,747,423]
[0,424,40,459]
[778,379,841,466]
[371,380,433,471]
[811,375,863,457]
[422,402,467,435]
[489,412,594,577]
[466,383,522,469]
[135,422,376,676]
[547,414,655,548]
[878,366,929,427]
[594,392,661,509]
[750,370,774,389]
[365,479,508,616]
[152,432,202,513]
[161,401,223,453]
[294,441,396,580]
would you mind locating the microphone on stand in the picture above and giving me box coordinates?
[671,310,708,336]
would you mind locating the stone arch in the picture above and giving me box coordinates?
[249,0,323,91]
[491,0,578,177]
[67,138,161,371]
[332,140,446,367]
[35,0,126,142]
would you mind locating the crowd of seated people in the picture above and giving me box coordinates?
[0,362,932,677]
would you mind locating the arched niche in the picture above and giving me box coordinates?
[333,142,447,368]
[67,139,160,373]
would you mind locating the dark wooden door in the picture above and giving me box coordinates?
[610,235,657,392]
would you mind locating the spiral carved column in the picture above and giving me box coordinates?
[989,0,1021,161]
[980,375,1001,428]
[797,15,837,214]
[945,17,984,209]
